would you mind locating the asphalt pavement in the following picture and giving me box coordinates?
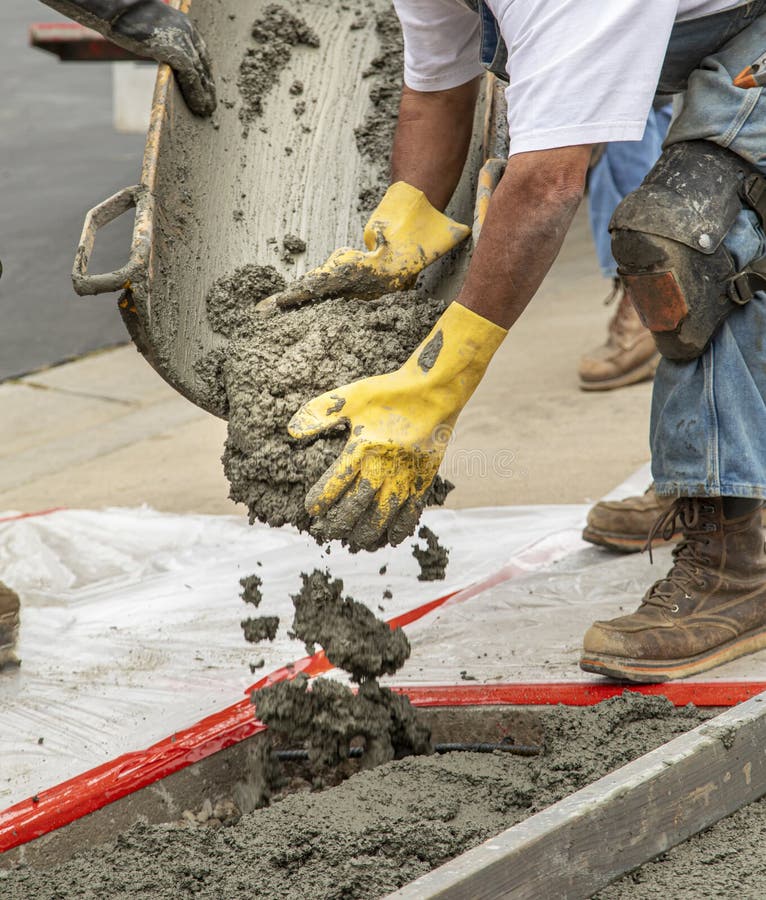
[0,0,145,381]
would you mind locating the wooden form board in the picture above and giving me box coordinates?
[388,690,766,899]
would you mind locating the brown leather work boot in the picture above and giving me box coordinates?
[0,581,20,670]
[581,498,766,682]
[583,484,678,553]
[578,280,660,391]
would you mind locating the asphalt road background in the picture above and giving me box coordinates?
[0,0,144,381]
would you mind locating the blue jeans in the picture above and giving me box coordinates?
[648,0,766,499]
[589,106,672,279]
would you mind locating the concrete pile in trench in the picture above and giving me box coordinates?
[1,695,727,900]
[251,570,431,796]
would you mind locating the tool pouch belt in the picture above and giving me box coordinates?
[610,140,766,362]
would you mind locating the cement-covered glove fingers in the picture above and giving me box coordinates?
[266,183,471,310]
[44,1,216,117]
[114,1,216,116]
[288,384,445,551]
[288,303,508,551]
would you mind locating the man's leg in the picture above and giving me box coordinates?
[579,107,670,391]
[582,10,766,681]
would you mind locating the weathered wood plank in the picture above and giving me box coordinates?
[389,691,766,900]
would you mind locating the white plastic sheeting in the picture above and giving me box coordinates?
[0,503,587,807]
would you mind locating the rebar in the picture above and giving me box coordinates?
[274,742,541,762]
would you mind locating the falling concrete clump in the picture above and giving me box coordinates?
[241,616,280,643]
[412,525,450,581]
[240,574,275,643]
[282,233,306,255]
[237,5,320,130]
[199,270,453,549]
[0,582,21,671]
[253,570,430,789]
[290,570,409,680]
[239,573,263,607]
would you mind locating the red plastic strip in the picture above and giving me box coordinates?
[0,699,263,853]
[397,681,766,709]
[0,508,64,524]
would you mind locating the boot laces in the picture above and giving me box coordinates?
[643,498,716,611]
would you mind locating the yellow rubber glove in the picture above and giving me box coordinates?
[263,183,471,311]
[288,302,508,550]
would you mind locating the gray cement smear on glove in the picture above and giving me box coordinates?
[2,694,724,900]
[199,268,451,543]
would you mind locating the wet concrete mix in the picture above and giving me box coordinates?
[3,694,737,899]
[198,271,452,548]
[596,794,766,898]
[254,570,430,778]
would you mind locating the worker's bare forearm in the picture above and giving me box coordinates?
[390,80,481,212]
[458,146,592,329]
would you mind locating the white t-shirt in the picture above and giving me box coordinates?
[392,0,745,155]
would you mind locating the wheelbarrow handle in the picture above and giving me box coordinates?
[72,184,153,296]
[473,157,506,242]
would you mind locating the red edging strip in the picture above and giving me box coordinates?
[0,508,64,525]
[396,681,766,709]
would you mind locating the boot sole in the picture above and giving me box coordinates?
[580,625,766,683]
[581,526,681,554]
[0,617,19,671]
[0,650,20,670]
[578,355,660,393]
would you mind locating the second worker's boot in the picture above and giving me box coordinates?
[580,498,766,682]
[583,485,678,553]
[578,281,660,391]
[0,582,20,671]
